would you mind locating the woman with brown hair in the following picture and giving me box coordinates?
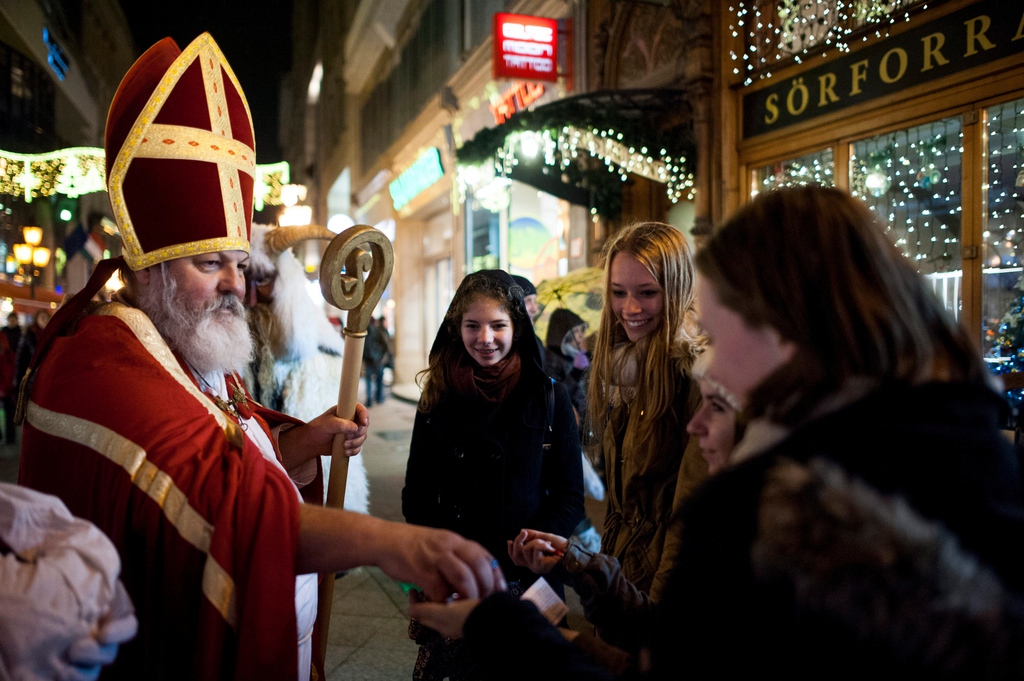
[403,269,584,680]
[647,184,1024,678]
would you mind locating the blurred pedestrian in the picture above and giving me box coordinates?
[362,316,391,406]
[2,313,21,355]
[403,269,584,680]
[15,309,49,405]
[544,307,604,550]
[511,274,539,321]
[543,308,589,420]
[512,274,545,371]
[0,313,19,444]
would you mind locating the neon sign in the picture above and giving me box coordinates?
[42,28,70,81]
[390,148,445,210]
[493,13,558,83]
[489,82,546,125]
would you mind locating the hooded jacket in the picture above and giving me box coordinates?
[546,309,586,354]
[403,270,584,582]
[544,308,588,420]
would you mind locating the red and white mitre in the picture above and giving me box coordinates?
[105,33,255,271]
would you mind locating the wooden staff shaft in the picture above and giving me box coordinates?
[325,330,365,508]
[313,225,393,674]
[314,329,365,669]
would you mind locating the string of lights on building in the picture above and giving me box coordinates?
[728,1,928,86]
[457,124,695,215]
[0,148,294,210]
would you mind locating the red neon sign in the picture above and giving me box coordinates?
[493,13,558,83]
[489,82,546,124]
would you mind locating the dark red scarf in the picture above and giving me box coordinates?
[450,351,522,405]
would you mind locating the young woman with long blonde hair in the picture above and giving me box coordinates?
[584,221,707,601]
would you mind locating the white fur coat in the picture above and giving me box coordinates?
[245,225,369,514]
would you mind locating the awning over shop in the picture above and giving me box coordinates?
[456,88,696,218]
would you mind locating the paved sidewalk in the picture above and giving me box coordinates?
[323,387,421,680]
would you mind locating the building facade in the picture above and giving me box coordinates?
[711,0,1023,371]
[287,0,713,391]
[0,0,135,309]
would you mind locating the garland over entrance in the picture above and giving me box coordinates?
[456,88,696,219]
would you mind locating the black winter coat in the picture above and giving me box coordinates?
[649,380,1024,680]
[403,269,584,587]
[403,377,585,583]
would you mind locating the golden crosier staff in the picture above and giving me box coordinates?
[313,224,394,665]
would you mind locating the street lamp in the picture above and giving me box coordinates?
[23,226,42,247]
[14,226,51,299]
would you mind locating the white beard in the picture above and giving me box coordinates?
[138,264,254,375]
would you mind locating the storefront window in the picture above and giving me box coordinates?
[465,188,502,272]
[982,96,1024,364]
[851,115,963,320]
[752,148,834,194]
[464,180,572,280]
[508,181,568,285]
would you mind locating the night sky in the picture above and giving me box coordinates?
[116,0,295,163]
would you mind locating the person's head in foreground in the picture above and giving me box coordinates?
[418,270,543,412]
[694,184,989,426]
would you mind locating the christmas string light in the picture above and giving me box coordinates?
[851,118,962,270]
[0,147,294,208]
[456,124,695,218]
[982,96,1024,395]
[0,147,103,202]
[754,148,834,194]
[728,1,928,85]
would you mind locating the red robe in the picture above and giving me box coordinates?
[19,302,307,680]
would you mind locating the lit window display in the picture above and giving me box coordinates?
[851,116,963,320]
[466,187,502,272]
[752,148,834,194]
[464,179,570,280]
[981,96,1024,380]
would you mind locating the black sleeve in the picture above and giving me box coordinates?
[531,381,585,537]
[464,592,618,680]
[402,408,443,528]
